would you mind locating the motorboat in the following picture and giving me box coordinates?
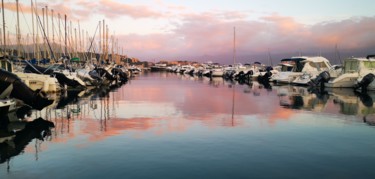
[24,62,86,90]
[0,58,60,93]
[291,56,339,85]
[150,63,167,72]
[272,57,306,84]
[0,68,54,110]
[324,57,373,89]
[210,67,224,77]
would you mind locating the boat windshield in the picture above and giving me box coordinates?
[0,60,12,72]
[363,61,375,69]
[344,61,359,73]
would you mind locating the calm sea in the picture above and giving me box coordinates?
[1,71,375,178]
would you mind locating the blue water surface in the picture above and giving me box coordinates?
[1,72,375,179]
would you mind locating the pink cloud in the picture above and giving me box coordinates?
[120,13,375,63]
[97,0,165,19]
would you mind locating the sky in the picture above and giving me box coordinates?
[3,0,375,64]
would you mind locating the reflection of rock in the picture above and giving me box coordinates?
[0,117,54,164]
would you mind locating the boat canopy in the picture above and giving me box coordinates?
[71,57,80,62]
[343,58,375,73]
[290,58,306,72]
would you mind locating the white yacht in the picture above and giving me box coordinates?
[272,57,308,84]
[353,55,375,91]
[325,57,374,88]
[291,56,338,85]
[1,58,60,93]
[210,67,224,77]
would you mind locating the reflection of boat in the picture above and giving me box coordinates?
[328,88,375,116]
[209,77,224,87]
[277,85,328,111]
[0,98,16,114]
[0,117,54,164]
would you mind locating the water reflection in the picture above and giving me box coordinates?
[276,85,375,126]
[2,72,375,178]
[6,73,375,166]
[328,88,375,125]
[277,86,329,111]
[29,73,375,141]
[0,115,54,169]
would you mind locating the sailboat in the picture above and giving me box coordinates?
[6,0,61,93]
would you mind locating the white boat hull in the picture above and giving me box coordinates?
[16,72,61,93]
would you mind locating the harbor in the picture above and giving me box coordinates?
[2,72,375,178]
[1,0,375,178]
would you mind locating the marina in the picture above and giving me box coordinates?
[1,71,375,178]
[0,0,375,178]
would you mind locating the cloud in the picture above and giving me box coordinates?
[97,0,166,19]
[120,13,375,63]
[5,1,375,63]
[8,0,166,21]
[4,2,33,14]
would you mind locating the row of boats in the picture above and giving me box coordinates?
[157,55,375,92]
[0,56,133,114]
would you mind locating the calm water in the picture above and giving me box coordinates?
[1,72,375,178]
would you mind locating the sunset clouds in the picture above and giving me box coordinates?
[4,0,375,63]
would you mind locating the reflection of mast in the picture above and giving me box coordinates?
[232,84,235,125]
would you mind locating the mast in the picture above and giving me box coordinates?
[45,6,50,58]
[42,7,45,58]
[45,6,48,43]
[335,44,342,65]
[78,21,81,59]
[102,20,105,62]
[35,0,40,60]
[64,14,67,56]
[70,20,73,57]
[268,49,273,66]
[111,34,114,63]
[233,26,236,65]
[58,13,62,56]
[31,0,35,59]
[99,21,101,62]
[16,0,21,57]
[1,0,5,53]
[51,9,54,52]
[74,27,77,57]
[106,25,108,62]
